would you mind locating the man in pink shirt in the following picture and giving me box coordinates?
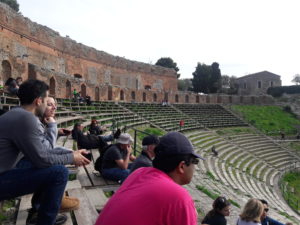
[95,131,204,225]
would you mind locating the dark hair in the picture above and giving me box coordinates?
[260,199,268,205]
[204,196,231,219]
[17,79,49,105]
[153,153,194,173]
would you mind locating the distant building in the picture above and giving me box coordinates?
[236,71,282,95]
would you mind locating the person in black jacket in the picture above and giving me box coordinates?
[202,196,231,225]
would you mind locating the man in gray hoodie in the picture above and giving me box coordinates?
[0,79,90,225]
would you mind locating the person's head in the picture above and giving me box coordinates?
[43,97,57,118]
[153,132,203,185]
[91,119,98,126]
[18,79,49,117]
[16,77,23,85]
[240,198,264,223]
[212,196,231,217]
[259,199,269,220]
[116,133,133,150]
[73,123,83,131]
[142,135,160,157]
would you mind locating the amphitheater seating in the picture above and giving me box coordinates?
[174,103,248,127]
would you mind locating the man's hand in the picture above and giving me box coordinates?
[44,117,56,123]
[58,128,71,136]
[73,149,91,167]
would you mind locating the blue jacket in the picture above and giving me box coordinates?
[261,216,284,225]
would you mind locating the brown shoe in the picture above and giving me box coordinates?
[60,196,80,212]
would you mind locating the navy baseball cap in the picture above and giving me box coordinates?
[142,135,160,146]
[154,132,204,160]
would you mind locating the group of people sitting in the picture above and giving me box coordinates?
[201,197,291,225]
[0,78,295,225]
[1,76,23,95]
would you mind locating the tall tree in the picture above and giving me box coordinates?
[0,0,19,12]
[292,74,300,85]
[192,63,211,93]
[155,57,180,78]
[210,62,222,93]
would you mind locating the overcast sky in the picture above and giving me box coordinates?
[17,0,300,85]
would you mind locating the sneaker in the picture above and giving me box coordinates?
[59,196,80,212]
[26,208,68,225]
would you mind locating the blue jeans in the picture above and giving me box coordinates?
[102,168,130,182]
[0,160,68,225]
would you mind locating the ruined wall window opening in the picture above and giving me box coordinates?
[131,91,136,101]
[108,86,113,100]
[143,92,146,102]
[66,80,71,99]
[95,87,100,101]
[49,77,56,97]
[136,79,139,89]
[1,60,12,82]
[164,93,168,101]
[145,85,151,90]
[153,93,157,102]
[175,94,179,103]
[196,95,199,103]
[185,95,189,103]
[74,74,82,79]
[258,81,261,89]
[28,63,37,80]
[270,81,273,87]
[120,90,124,101]
[243,82,247,89]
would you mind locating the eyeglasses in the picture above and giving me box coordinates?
[264,208,269,212]
[190,158,199,165]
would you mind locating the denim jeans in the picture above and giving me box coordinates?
[0,160,68,225]
[102,168,130,182]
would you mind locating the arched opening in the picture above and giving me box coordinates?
[251,96,255,104]
[196,95,200,103]
[95,87,100,101]
[145,85,151,90]
[66,80,71,99]
[229,96,232,103]
[143,92,146,102]
[185,95,189,103]
[120,90,124,101]
[175,94,179,103]
[217,95,222,103]
[2,60,12,82]
[49,77,56,97]
[28,63,37,80]
[131,91,136,101]
[206,95,210,103]
[108,86,113,100]
[164,92,168,102]
[240,96,244,103]
[81,84,86,98]
[153,93,157,102]
[74,74,82,79]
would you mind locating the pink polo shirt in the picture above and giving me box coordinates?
[95,167,197,225]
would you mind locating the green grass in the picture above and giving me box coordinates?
[281,171,300,211]
[136,127,165,142]
[289,142,300,152]
[206,171,216,180]
[231,105,300,135]
[196,185,218,199]
[215,127,254,135]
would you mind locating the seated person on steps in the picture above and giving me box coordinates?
[0,79,90,225]
[101,133,136,182]
[130,135,159,173]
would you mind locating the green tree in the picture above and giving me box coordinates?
[0,0,19,12]
[220,75,238,94]
[155,57,180,78]
[192,63,211,93]
[192,62,222,93]
[178,79,192,91]
[292,74,300,85]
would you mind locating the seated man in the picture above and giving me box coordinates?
[260,199,285,225]
[130,135,159,173]
[95,131,204,225]
[101,133,136,182]
[0,79,90,225]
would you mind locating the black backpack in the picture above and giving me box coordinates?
[94,144,113,174]
[76,132,108,150]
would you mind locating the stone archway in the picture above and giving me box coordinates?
[196,95,200,103]
[108,86,113,100]
[143,92,146,102]
[175,94,179,103]
[1,60,12,82]
[28,63,37,80]
[153,93,157,102]
[185,95,189,103]
[95,87,100,101]
[81,84,86,98]
[131,91,136,101]
[66,80,71,99]
[49,77,56,97]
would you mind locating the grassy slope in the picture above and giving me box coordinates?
[231,105,300,135]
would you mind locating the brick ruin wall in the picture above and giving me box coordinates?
[0,3,274,105]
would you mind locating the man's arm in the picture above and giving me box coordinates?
[115,145,132,169]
